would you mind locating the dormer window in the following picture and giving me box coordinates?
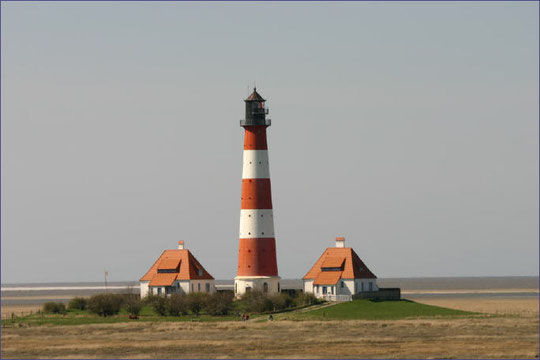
[321,267,342,272]
[157,269,177,274]
[320,256,345,272]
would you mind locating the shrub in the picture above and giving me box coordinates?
[43,302,66,314]
[268,293,294,311]
[167,294,188,316]
[294,292,320,307]
[205,292,234,315]
[87,293,124,317]
[237,290,273,313]
[124,297,143,316]
[186,292,208,315]
[145,295,168,316]
[67,297,88,311]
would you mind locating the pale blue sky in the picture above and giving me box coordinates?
[1,2,538,283]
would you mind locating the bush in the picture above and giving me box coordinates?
[186,293,208,315]
[205,292,234,315]
[294,292,321,307]
[124,297,143,316]
[67,297,88,311]
[87,293,124,317]
[43,302,66,314]
[145,295,168,316]
[268,293,294,311]
[237,290,273,313]
[167,294,189,316]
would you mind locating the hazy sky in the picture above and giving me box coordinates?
[1,2,538,283]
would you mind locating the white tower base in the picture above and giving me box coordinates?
[234,276,281,297]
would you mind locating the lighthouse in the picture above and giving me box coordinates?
[235,88,280,296]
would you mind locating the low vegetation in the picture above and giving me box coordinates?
[87,293,124,317]
[124,296,143,317]
[67,297,88,311]
[290,299,474,320]
[42,302,66,314]
[4,291,477,329]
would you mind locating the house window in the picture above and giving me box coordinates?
[198,268,203,276]
[206,283,210,292]
[361,282,364,292]
[369,282,373,291]
[157,288,162,295]
[341,281,344,288]
[263,282,268,293]
[191,284,194,292]
[246,286,251,292]
[322,286,327,295]
[330,286,334,295]
[198,283,201,292]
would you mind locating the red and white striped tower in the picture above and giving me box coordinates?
[234,88,280,296]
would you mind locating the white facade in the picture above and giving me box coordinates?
[140,281,150,298]
[234,276,281,297]
[140,279,216,298]
[304,278,378,300]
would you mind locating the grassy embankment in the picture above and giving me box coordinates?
[1,299,477,327]
[286,299,475,320]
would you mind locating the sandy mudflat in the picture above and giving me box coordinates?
[407,296,539,316]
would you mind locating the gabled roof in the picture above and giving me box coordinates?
[313,271,342,285]
[245,88,265,102]
[303,247,377,280]
[140,249,214,284]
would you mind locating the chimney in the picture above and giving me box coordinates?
[178,241,185,250]
[335,237,345,248]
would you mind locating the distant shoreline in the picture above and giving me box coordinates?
[2,275,538,290]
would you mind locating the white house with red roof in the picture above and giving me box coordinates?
[139,241,216,298]
[303,237,378,300]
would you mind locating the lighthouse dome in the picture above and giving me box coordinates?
[245,88,266,102]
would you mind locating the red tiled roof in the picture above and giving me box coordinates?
[149,273,177,287]
[158,258,181,270]
[303,247,377,280]
[321,256,345,268]
[313,271,342,285]
[140,249,214,283]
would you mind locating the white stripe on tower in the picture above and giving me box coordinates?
[239,148,275,239]
[242,150,270,179]
[239,209,275,238]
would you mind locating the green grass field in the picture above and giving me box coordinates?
[2,300,476,327]
[1,306,242,327]
[289,299,475,320]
